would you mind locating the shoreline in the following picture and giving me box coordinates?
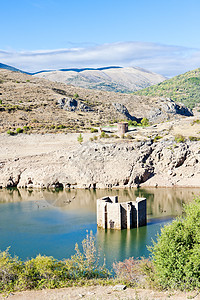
[0,132,200,190]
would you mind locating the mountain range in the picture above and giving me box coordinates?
[33,66,166,93]
[0,63,166,93]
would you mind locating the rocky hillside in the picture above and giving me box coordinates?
[135,67,200,109]
[0,69,192,134]
[34,66,166,93]
[0,123,200,189]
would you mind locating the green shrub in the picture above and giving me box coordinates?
[57,124,66,129]
[100,131,106,138]
[189,136,200,141]
[153,135,162,142]
[192,119,200,125]
[149,198,200,290]
[16,128,23,134]
[73,93,79,99]
[23,126,29,131]
[174,134,185,143]
[90,128,98,133]
[7,130,15,136]
[18,255,68,290]
[128,120,138,126]
[141,118,149,127]
[0,100,2,104]
[65,231,109,280]
[0,231,109,293]
[0,248,23,292]
[77,133,83,143]
[125,134,133,140]
[100,131,109,138]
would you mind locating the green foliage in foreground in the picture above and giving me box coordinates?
[0,232,109,293]
[149,197,200,290]
[134,67,200,109]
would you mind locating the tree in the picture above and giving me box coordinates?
[77,133,83,144]
[141,118,149,127]
[150,197,200,290]
[73,93,79,99]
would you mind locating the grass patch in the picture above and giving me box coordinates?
[174,134,185,143]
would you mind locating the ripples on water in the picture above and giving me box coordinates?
[0,187,199,268]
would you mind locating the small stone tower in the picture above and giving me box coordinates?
[97,196,147,230]
[117,122,128,136]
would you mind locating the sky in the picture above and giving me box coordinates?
[1,0,200,77]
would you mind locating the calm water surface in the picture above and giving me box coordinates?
[0,188,199,269]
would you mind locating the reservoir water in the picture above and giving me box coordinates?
[0,187,199,269]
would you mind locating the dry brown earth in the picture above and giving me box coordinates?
[0,69,192,134]
[1,285,199,300]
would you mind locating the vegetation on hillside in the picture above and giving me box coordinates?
[134,68,200,109]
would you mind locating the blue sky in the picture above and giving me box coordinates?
[1,0,200,76]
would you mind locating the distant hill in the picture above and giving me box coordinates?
[0,68,192,135]
[34,66,166,93]
[135,68,200,109]
[0,63,27,74]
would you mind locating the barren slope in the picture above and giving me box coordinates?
[0,69,192,134]
[34,66,166,93]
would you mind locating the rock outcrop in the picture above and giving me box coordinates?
[57,97,93,112]
[0,136,199,189]
[148,98,193,123]
[112,103,139,121]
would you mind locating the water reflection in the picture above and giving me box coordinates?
[1,187,200,217]
[0,187,200,267]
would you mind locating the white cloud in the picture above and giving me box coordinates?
[0,42,200,77]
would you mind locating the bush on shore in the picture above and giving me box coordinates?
[149,197,200,290]
[0,231,110,293]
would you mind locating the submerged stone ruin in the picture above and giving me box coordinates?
[97,196,146,230]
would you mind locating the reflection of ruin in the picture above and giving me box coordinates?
[97,196,146,229]
[97,224,148,264]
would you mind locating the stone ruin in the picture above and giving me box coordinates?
[97,196,146,230]
[117,122,128,136]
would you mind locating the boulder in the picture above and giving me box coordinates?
[112,103,138,121]
[63,98,78,111]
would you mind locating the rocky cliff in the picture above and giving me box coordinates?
[0,134,199,189]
